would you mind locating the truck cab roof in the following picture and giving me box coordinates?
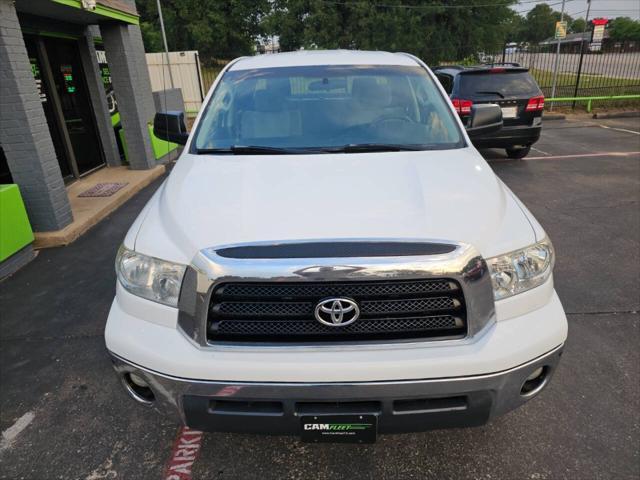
[229,50,422,71]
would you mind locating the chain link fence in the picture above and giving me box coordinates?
[437,41,640,110]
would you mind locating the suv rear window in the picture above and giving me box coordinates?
[458,71,540,98]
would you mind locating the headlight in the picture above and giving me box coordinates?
[115,245,186,307]
[486,238,554,300]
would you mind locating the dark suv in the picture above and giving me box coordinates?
[433,64,544,158]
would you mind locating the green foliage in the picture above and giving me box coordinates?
[139,1,628,64]
[522,4,573,43]
[137,0,270,60]
[262,0,518,64]
[608,17,640,42]
[569,18,586,34]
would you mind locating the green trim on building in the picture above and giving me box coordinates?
[111,111,120,128]
[52,0,140,25]
[20,27,80,40]
[148,124,178,159]
[118,124,178,161]
[0,185,34,262]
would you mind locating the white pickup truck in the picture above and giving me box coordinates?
[106,50,567,443]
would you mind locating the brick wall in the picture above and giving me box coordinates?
[100,22,155,170]
[0,0,72,231]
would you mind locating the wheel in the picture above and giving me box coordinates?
[506,146,531,159]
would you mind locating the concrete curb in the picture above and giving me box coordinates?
[0,246,37,281]
[592,111,640,119]
[34,165,166,249]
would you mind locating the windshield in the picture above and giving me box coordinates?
[192,65,464,153]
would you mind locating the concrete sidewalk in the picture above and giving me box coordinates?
[34,165,165,249]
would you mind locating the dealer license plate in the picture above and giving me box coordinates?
[300,415,377,443]
[501,106,518,119]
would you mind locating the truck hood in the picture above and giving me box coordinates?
[134,148,537,264]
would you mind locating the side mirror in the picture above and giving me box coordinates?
[153,111,189,145]
[466,104,503,138]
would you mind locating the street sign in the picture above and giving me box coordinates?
[555,21,568,39]
[590,18,608,52]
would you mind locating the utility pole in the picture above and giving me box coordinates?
[549,0,566,111]
[572,0,592,107]
[156,0,175,89]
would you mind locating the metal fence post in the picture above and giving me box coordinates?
[573,0,592,109]
[550,0,566,111]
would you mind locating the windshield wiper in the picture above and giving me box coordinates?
[327,143,427,153]
[195,144,429,155]
[195,145,308,155]
[474,91,505,98]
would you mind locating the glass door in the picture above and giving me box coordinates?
[43,37,105,176]
[23,36,74,179]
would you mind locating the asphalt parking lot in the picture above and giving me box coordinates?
[1,116,638,480]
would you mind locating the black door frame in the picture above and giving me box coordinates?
[34,36,80,179]
[29,35,106,180]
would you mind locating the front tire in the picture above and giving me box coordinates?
[506,146,531,159]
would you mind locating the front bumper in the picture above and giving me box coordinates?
[111,345,563,434]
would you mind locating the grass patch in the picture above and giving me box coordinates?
[529,68,640,98]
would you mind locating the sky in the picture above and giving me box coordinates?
[513,0,640,20]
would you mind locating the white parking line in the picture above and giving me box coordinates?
[525,151,640,161]
[0,411,35,453]
[599,124,640,135]
[531,146,551,156]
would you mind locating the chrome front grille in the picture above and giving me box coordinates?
[217,279,456,298]
[207,279,466,343]
[216,315,461,338]
[176,240,496,347]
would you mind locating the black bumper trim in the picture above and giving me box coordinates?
[472,124,542,148]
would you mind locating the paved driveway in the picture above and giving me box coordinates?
[1,117,638,480]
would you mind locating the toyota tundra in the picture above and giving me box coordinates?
[106,50,567,443]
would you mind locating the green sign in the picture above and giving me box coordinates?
[60,65,76,94]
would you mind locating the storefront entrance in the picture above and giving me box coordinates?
[23,35,104,180]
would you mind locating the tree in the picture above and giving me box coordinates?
[570,18,587,34]
[261,0,517,64]
[504,12,527,43]
[522,3,573,43]
[137,0,270,61]
[263,0,309,52]
[608,17,640,42]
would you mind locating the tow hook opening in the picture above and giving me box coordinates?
[520,366,550,398]
[121,372,155,405]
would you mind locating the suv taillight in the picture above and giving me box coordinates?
[452,98,473,115]
[526,95,545,112]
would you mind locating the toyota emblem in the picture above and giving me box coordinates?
[314,298,360,327]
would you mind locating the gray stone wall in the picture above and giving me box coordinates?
[78,28,121,167]
[100,23,155,170]
[0,0,72,231]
